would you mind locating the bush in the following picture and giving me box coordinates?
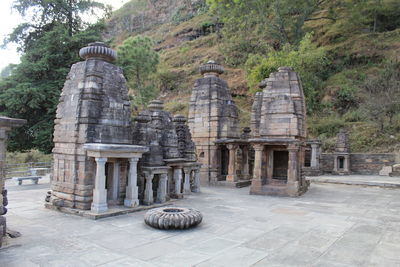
[343,110,366,122]
[334,85,359,114]
[164,101,189,115]
[308,115,346,138]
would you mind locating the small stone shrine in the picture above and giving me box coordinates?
[188,61,240,184]
[333,129,350,175]
[303,139,322,176]
[249,67,309,196]
[214,127,254,187]
[46,42,200,216]
[132,100,200,205]
[0,116,26,247]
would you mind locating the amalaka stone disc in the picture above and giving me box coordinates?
[144,207,202,230]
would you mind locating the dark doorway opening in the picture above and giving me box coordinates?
[338,157,345,169]
[220,146,229,176]
[273,150,288,181]
[304,148,311,167]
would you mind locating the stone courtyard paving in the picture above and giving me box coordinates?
[1,178,400,267]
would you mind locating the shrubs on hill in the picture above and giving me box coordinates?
[245,34,330,113]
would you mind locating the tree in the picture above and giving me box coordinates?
[5,0,110,52]
[343,0,400,33]
[0,64,16,79]
[0,1,108,153]
[207,0,338,65]
[117,36,160,108]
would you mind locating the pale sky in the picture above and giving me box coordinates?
[0,0,130,71]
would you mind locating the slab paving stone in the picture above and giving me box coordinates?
[150,249,210,267]
[2,178,400,266]
[188,237,239,255]
[254,243,323,266]
[195,246,268,267]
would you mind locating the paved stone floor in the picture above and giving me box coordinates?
[1,177,400,267]
[308,175,400,188]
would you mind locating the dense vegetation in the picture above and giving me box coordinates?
[117,36,160,108]
[0,0,109,153]
[1,0,399,154]
[108,0,400,152]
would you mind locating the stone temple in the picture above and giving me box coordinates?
[188,63,309,196]
[188,61,240,185]
[46,42,200,216]
[332,129,350,175]
[249,67,309,196]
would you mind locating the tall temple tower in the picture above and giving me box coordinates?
[188,61,240,183]
[249,67,309,196]
[50,42,144,211]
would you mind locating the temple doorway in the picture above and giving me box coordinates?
[220,146,229,177]
[272,150,288,181]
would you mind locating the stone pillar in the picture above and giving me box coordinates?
[192,168,201,193]
[124,158,139,208]
[250,144,263,192]
[310,144,319,169]
[266,149,274,180]
[157,173,168,203]
[209,147,219,183]
[344,155,350,173]
[91,157,108,213]
[242,146,250,179]
[183,167,192,194]
[226,144,238,182]
[143,171,154,205]
[287,148,298,183]
[287,145,300,196]
[0,130,6,216]
[112,162,120,202]
[0,130,7,243]
[173,168,183,198]
[333,156,338,172]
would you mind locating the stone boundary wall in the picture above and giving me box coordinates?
[320,153,398,175]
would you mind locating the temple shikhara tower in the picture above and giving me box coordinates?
[49,42,148,212]
[188,61,240,184]
[249,67,309,196]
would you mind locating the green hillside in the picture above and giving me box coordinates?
[105,0,400,153]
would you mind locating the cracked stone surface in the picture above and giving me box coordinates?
[1,176,400,266]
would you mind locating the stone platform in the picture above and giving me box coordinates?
[216,179,252,188]
[45,201,175,220]
[2,176,400,266]
[308,175,400,188]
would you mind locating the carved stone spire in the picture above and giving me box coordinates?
[79,42,117,62]
[200,60,224,77]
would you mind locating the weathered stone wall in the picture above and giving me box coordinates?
[320,153,397,175]
[132,100,180,166]
[188,61,240,183]
[253,67,307,140]
[51,43,132,210]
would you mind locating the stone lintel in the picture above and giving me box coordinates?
[141,166,170,175]
[214,138,249,145]
[306,139,322,145]
[84,143,148,158]
[0,117,26,131]
[249,138,301,144]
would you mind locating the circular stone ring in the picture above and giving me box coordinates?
[144,207,202,230]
